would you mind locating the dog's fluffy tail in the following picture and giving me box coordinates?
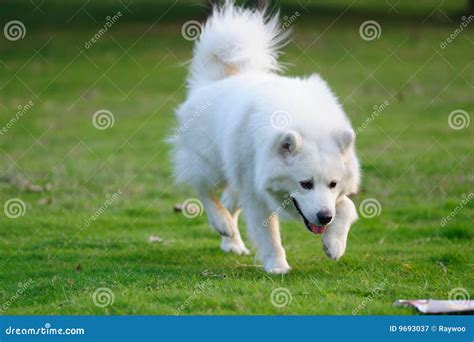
[188,0,289,90]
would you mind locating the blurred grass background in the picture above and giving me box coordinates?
[0,0,472,314]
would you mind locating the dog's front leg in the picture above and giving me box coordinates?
[323,195,357,260]
[242,199,290,274]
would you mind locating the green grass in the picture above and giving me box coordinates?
[0,1,472,315]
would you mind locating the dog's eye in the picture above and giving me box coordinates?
[299,178,314,190]
[328,181,337,189]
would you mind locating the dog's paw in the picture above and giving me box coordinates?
[220,237,250,255]
[212,222,235,238]
[323,236,346,260]
[208,212,236,238]
[264,258,291,274]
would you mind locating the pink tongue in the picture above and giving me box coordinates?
[310,224,326,234]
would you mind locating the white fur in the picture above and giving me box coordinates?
[170,1,360,274]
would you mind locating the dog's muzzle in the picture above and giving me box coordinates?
[291,197,327,234]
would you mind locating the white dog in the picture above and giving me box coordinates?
[170,1,360,274]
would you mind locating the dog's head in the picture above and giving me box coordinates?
[263,128,360,234]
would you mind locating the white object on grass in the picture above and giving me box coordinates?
[394,299,474,314]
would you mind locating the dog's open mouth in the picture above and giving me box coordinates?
[291,197,327,234]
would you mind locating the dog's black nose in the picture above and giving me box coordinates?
[317,210,333,225]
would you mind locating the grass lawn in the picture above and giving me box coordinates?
[0,0,472,315]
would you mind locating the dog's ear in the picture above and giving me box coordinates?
[278,130,302,156]
[334,129,355,153]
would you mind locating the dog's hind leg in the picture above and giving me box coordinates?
[220,188,250,255]
[197,189,237,238]
[323,196,357,260]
